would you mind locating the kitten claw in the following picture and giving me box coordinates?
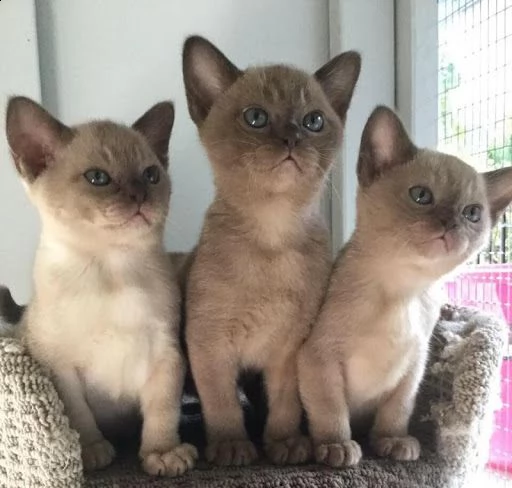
[141,443,198,476]
[205,439,258,466]
[372,435,420,461]
[265,435,312,465]
[315,440,362,467]
[81,438,116,471]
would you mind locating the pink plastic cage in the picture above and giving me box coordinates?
[445,264,512,477]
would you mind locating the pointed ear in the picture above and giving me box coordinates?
[132,101,174,168]
[315,51,361,121]
[483,167,512,224]
[357,106,417,187]
[182,35,242,126]
[6,96,73,182]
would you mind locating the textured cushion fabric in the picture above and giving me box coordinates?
[0,340,83,487]
[0,305,506,488]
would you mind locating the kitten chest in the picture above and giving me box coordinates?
[345,298,433,412]
[29,250,174,399]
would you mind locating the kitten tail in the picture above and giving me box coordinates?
[0,286,25,337]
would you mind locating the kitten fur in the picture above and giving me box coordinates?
[4,97,197,476]
[298,106,512,467]
[0,286,24,335]
[182,36,361,466]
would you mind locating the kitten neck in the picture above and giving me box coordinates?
[214,193,319,249]
[346,234,440,299]
[39,214,164,257]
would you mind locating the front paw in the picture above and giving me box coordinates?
[82,438,116,471]
[141,443,198,476]
[315,440,362,467]
[265,435,311,465]
[205,439,258,466]
[372,435,420,461]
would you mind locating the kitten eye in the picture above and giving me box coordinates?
[84,169,111,186]
[409,186,433,205]
[243,107,269,128]
[462,204,482,223]
[303,111,324,132]
[143,165,160,184]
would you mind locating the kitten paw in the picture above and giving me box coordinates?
[82,438,116,471]
[265,435,312,465]
[141,443,198,476]
[205,439,258,466]
[315,440,362,467]
[372,435,420,461]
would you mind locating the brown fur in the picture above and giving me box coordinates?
[182,36,360,466]
[169,251,194,294]
[298,106,512,467]
[4,96,197,475]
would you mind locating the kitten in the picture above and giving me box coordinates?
[182,36,360,466]
[4,97,197,476]
[298,106,512,467]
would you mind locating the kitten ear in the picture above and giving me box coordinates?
[483,167,512,224]
[6,96,73,182]
[182,35,242,126]
[132,101,174,168]
[357,106,417,187]
[315,51,361,121]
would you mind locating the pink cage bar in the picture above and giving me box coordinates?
[444,264,512,477]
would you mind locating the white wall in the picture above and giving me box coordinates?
[35,0,329,252]
[396,0,438,148]
[0,0,41,303]
[1,0,329,302]
[328,0,395,248]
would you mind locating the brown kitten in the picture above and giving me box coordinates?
[182,36,360,466]
[298,106,512,467]
[4,97,197,475]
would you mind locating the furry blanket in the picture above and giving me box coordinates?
[0,305,506,487]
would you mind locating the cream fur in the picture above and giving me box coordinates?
[298,106,512,468]
[5,97,197,476]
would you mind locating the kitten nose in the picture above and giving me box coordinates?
[128,180,147,204]
[282,123,301,150]
[440,218,457,230]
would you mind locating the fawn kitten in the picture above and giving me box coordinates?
[4,97,197,476]
[182,36,361,466]
[298,106,512,467]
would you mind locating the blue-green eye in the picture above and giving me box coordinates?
[84,169,111,186]
[143,165,160,184]
[303,111,324,132]
[462,204,482,223]
[409,186,433,205]
[243,107,268,128]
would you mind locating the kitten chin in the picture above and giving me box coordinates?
[298,105,512,468]
[4,96,197,476]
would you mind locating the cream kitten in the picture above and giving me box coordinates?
[298,106,512,467]
[182,36,360,466]
[4,97,197,476]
